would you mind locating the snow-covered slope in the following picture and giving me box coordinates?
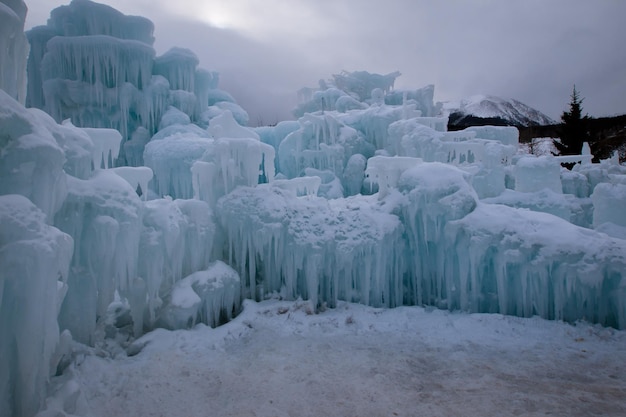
[444,94,556,127]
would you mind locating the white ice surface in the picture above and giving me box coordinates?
[48,299,626,417]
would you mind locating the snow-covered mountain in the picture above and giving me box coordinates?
[443,95,556,127]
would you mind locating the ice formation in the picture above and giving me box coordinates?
[25,0,239,167]
[54,170,143,343]
[592,182,626,227]
[0,0,28,104]
[0,195,73,417]
[1,2,626,416]
[444,203,626,324]
[82,126,122,169]
[110,166,153,200]
[365,156,423,197]
[0,90,67,221]
[221,74,624,331]
[218,186,405,308]
[144,127,212,199]
[158,261,240,329]
[138,197,215,331]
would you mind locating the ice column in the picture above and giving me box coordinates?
[398,163,478,307]
[54,171,143,344]
[0,195,73,417]
[0,0,28,104]
[138,198,215,328]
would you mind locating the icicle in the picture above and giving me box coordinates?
[110,166,153,200]
[82,127,122,169]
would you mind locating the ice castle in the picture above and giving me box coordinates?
[1,1,625,416]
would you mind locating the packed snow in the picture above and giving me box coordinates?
[1,1,626,416]
[45,300,626,417]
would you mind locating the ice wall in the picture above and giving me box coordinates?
[217,119,626,325]
[52,170,218,343]
[42,36,154,90]
[40,35,155,141]
[217,91,625,328]
[445,204,626,327]
[218,186,406,308]
[385,118,516,166]
[27,0,154,112]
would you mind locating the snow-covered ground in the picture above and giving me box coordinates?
[56,299,626,417]
[517,137,558,157]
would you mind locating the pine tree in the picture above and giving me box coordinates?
[553,85,590,157]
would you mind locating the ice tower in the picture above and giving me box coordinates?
[25,0,227,166]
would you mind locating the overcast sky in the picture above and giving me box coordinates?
[25,0,626,125]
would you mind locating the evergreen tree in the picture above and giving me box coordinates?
[553,85,590,157]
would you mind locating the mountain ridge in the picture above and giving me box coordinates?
[442,95,556,128]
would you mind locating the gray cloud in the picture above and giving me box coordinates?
[25,0,626,125]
